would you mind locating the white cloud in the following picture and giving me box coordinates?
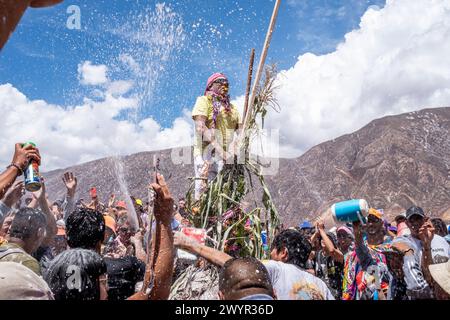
[261,0,450,157]
[0,83,194,171]
[77,61,108,86]
[107,80,134,96]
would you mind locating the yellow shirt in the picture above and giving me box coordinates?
[192,96,241,158]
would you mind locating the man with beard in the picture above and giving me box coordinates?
[192,73,241,200]
[393,206,449,299]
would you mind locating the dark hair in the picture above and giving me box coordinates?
[44,248,107,300]
[431,218,448,237]
[271,229,312,268]
[9,207,47,240]
[66,207,105,250]
[219,257,273,299]
[52,200,63,209]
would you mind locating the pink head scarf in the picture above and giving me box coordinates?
[204,73,228,95]
[204,72,231,126]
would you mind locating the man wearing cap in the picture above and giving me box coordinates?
[192,73,241,200]
[343,208,394,300]
[393,206,449,299]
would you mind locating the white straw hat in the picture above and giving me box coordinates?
[429,260,450,295]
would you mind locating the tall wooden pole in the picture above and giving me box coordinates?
[242,48,255,122]
[241,0,282,131]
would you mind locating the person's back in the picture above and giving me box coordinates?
[267,229,335,300]
[0,242,41,275]
[264,260,333,300]
[0,262,53,300]
[44,248,107,300]
[103,255,145,300]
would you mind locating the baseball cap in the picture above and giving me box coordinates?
[116,201,127,209]
[368,208,383,220]
[103,215,117,234]
[405,206,425,220]
[299,221,313,229]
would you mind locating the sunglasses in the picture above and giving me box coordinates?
[214,78,228,85]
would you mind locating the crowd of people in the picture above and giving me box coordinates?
[0,143,449,301]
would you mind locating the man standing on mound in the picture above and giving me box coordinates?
[192,73,241,200]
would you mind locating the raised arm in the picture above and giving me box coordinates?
[61,172,77,221]
[1,1,63,50]
[32,177,57,246]
[1,181,25,219]
[148,173,175,300]
[174,231,233,267]
[316,219,344,264]
[353,221,376,270]
[419,220,436,290]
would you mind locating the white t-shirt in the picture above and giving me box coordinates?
[393,234,450,264]
[393,234,449,298]
[263,260,335,300]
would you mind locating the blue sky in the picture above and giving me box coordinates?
[3,0,448,171]
[0,0,385,127]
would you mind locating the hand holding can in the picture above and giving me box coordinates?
[21,142,41,192]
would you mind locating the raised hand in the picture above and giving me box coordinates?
[173,231,197,250]
[62,172,77,197]
[108,194,116,208]
[419,219,435,248]
[2,181,25,208]
[150,174,174,224]
[315,218,325,231]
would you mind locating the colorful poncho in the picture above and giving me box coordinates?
[342,240,393,300]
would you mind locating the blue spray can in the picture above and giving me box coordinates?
[261,230,268,251]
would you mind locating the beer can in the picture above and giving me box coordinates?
[22,142,41,192]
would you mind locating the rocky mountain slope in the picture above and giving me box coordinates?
[43,107,450,226]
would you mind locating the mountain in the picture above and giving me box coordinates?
[43,107,450,226]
